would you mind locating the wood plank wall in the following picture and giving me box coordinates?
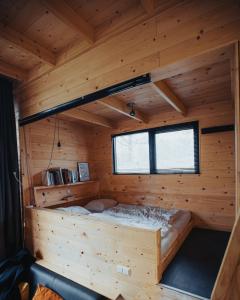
[20,117,96,206]
[15,1,240,118]
[89,100,235,231]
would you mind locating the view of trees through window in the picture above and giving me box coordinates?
[155,129,195,172]
[113,122,198,174]
[114,132,150,173]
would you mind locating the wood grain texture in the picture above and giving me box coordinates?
[25,206,161,299]
[0,60,27,81]
[60,107,114,128]
[41,0,95,43]
[0,23,56,66]
[14,1,240,117]
[20,117,96,206]
[152,80,187,115]
[88,100,235,231]
[211,212,240,300]
[33,181,99,208]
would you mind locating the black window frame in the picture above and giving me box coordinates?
[112,121,200,175]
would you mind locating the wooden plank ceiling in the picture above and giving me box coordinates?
[0,0,233,127]
[0,0,175,80]
[59,55,232,127]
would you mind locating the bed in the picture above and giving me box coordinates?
[24,195,193,300]
[56,202,191,261]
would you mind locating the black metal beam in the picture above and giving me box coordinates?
[201,124,234,134]
[19,73,151,126]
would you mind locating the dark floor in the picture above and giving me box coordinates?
[160,228,230,299]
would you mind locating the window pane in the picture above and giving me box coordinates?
[114,132,150,173]
[155,129,195,172]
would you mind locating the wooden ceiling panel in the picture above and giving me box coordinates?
[80,101,127,122]
[114,83,170,113]
[0,0,29,25]
[66,0,139,28]
[0,37,40,71]
[23,11,80,53]
[62,57,232,125]
[165,60,231,107]
[3,0,46,32]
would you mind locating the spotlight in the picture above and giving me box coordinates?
[127,102,136,117]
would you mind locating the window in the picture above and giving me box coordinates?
[112,121,199,174]
[113,132,150,174]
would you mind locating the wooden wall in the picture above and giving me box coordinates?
[20,99,235,230]
[15,1,240,118]
[89,100,235,230]
[20,117,96,206]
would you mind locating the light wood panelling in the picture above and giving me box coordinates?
[212,212,240,300]
[60,107,114,128]
[0,24,56,66]
[33,181,99,208]
[25,207,161,299]
[234,42,240,214]
[55,57,232,127]
[152,80,187,115]
[20,117,96,206]
[97,96,148,123]
[14,1,240,116]
[0,60,27,81]
[41,0,94,44]
[89,100,235,230]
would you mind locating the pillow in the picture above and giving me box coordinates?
[84,199,118,212]
[56,206,90,215]
[33,285,63,300]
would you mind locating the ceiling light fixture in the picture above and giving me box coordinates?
[127,102,136,117]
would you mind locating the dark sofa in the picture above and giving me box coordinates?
[28,264,106,300]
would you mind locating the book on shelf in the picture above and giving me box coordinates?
[42,168,77,186]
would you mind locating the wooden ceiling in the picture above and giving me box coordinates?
[0,1,234,128]
[0,0,180,80]
[59,50,233,128]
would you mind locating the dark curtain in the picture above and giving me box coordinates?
[0,78,22,260]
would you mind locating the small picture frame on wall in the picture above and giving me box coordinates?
[77,162,90,182]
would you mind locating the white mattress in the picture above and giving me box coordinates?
[91,204,191,258]
[161,210,191,257]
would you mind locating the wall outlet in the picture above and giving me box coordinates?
[116,265,131,276]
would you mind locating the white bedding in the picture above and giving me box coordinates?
[55,203,191,258]
[91,204,191,257]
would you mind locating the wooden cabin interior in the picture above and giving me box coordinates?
[0,1,240,300]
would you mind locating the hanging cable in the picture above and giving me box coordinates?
[46,115,58,171]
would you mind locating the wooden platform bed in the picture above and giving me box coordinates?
[25,194,193,300]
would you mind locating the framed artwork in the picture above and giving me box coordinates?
[77,162,90,181]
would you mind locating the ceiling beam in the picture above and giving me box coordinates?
[141,0,156,14]
[0,24,56,66]
[61,108,114,128]
[42,0,95,44]
[152,80,187,115]
[0,60,27,81]
[98,96,148,123]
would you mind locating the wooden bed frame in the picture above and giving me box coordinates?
[25,197,193,300]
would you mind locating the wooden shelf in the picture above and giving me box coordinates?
[34,181,97,191]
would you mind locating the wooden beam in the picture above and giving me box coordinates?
[0,60,27,81]
[0,24,56,66]
[141,0,156,14]
[97,96,148,123]
[42,0,94,44]
[233,42,240,215]
[211,212,240,300]
[152,80,187,115]
[61,108,114,128]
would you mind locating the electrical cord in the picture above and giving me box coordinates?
[46,115,58,171]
